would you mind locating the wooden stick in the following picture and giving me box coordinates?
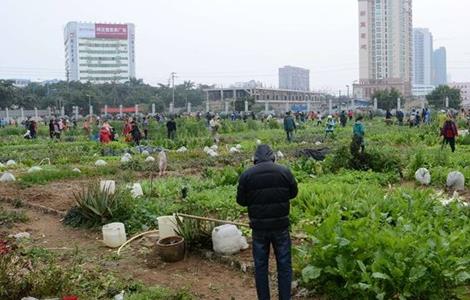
[177,213,308,240]
[176,213,250,228]
[116,230,159,256]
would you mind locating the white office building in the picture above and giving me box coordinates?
[64,21,135,83]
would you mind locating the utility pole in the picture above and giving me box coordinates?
[171,72,176,112]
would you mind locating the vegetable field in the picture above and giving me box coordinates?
[1,116,469,299]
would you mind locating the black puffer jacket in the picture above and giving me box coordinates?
[236,145,298,230]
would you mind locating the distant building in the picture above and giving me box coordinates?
[64,21,135,83]
[413,28,433,86]
[449,82,470,107]
[278,66,310,91]
[231,80,263,89]
[412,84,435,97]
[39,79,61,86]
[8,79,31,88]
[433,47,447,86]
[354,0,413,99]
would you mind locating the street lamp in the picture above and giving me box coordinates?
[346,85,350,99]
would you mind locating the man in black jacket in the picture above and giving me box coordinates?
[166,117,177,139]
[237,144,298,300]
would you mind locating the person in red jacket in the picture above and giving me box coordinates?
[99,125,112,144]
[441,114,458,152]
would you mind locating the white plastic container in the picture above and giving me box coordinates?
[100,180,116,195]
[102,222,127,248]
[157,216,179,239]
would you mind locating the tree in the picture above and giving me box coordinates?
[371,88,402,111]
[0,79,212,112]
[426,85,461,109]
[0,80,19,108]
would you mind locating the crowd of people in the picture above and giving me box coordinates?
[5,107,469,156]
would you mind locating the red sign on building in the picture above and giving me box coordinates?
[95,23,128,39]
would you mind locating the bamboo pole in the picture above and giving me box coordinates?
[176,213,250,228]
[176,213,307,240]
[116,230,159,256]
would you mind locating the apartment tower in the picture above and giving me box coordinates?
[354,0,413,99]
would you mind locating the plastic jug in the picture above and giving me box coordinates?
[102,222,127,248]
[157,216,179,239]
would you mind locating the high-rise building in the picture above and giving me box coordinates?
[433,47,447,86]
[278,66,310,91]
[64,21,135,83]
[412,28,434,97]
[354,0,413,99]
[413,28,433,85]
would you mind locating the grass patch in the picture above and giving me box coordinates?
[0,206,28,227]
[19,168,80,186]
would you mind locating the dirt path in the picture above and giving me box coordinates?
[1,203,262,299]
[1,180,84,211]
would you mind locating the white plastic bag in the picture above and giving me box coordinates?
[95,159,107,166]
[177,146,188,153]
[446,171,465,191]
[100,180,116,195]
[158,151,168,176]
[120,155,131,163]
[6,160,16,166]
[229,147,240,154]
[141,150,150,157]
[415,168,431,185]
[276,151,285,159]
[72,168,81,173]
[145,156,155,162]
[131,183,144,198]
[0,172,16,182]
[27,166,42,173]
[212,224,247,255]
[207,149,218,157]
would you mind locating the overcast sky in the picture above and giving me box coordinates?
[1,0,469,93]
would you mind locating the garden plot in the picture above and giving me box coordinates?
[0,202,262,300]
[1,118,470,299]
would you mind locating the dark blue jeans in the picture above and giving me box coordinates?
[286,130,294,142]
[252,228,292,300]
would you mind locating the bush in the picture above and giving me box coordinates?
[324,146,402,176]
[175,217,213,251]
[64,183,133,227]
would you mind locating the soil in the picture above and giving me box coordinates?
[0,181,309,299]
[1,180,85,212]
[1,203,261,299]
